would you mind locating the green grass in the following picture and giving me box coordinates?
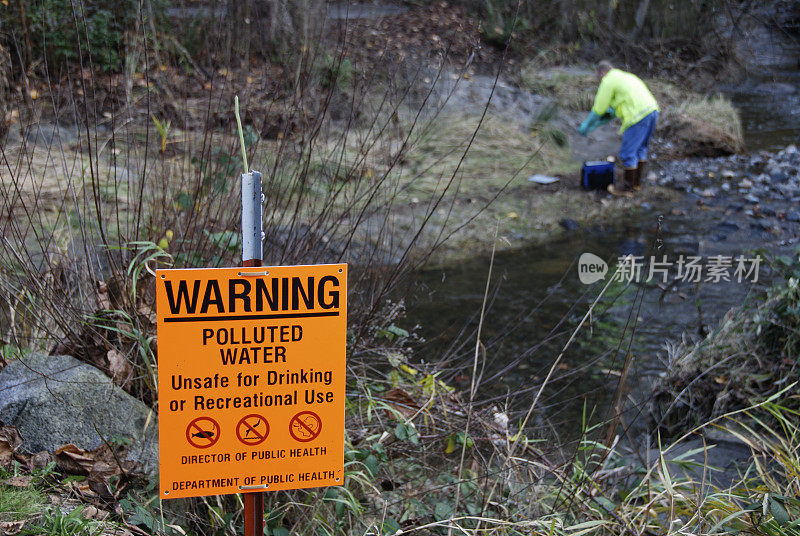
[23,506,104,536]
[0,483,47,522]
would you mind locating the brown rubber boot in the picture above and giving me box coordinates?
[608,168,637,197]
[634,160,647,191]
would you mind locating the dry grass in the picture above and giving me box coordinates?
[517,64,744,155]
[401,114,573,196]
[651,255,800,436]
[517,65,596,111]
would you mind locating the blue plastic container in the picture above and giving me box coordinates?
[581,161,615,190]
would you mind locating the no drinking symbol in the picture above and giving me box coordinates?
[289,411,322,442]
[236,414,270,446]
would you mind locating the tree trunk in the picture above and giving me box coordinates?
[631,0,652,39]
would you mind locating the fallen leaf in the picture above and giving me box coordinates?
[0,424,23,469]
[54,442,138,478]
[55,444,96,475]
[96,281,111,309]
[6,475,32,487]
[31,450,54,470]
[88,476,116,503]
[382,388,421,418]
[107,349,133,387]
[83,505,111,521]
[0,521,25,535]
[137,301,157,324]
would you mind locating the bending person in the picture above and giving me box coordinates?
[579,60,659,195]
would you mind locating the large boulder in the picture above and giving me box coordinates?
[0,353,158,476]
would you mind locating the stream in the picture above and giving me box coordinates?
[407,48,800,443]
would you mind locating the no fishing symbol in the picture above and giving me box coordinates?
[289,411,322,442]
[236,414,270,446]
[186,417,220,449]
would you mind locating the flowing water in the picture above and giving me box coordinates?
[408,206,772,438]
[407,50,800,439]
[728,44,800,152]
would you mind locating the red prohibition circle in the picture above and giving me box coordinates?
[236,414,270,446]
[289,411,322,442]
[186,417,220,449]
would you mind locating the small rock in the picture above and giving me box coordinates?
[559,218,579,231]
[744,194,760,204]
[721,170,735,179]
[761,207,777,217]
[739,179,753,188]
[699,188,717,198]
[715,222,739,232]
[721,182,731,191]
[786,211,800,222]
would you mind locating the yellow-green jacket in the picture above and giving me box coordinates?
[591,68,659,133]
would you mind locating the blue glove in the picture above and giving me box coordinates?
[596,107,615,126]
[578,112,601,136]
[579,109,616,135]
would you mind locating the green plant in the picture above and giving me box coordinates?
[152,115,172,153]
[11,0,166,72]
[479,0,531,48]
[0,484,47,522]
[652,250,800,434]
[23,506,102,536]
[319,54,354,90]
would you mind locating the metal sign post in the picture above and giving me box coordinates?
[154,137,346,533]
[241,170,263,268]
[241,170,264,536]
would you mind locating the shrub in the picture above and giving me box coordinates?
[7,0,166,73]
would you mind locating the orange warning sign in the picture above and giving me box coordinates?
[156,264,347,499]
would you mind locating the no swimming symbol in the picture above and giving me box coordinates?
[236,414,270,446]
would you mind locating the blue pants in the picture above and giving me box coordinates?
[619,111,658,168]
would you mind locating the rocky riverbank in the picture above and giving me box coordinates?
[655,145,800,243]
